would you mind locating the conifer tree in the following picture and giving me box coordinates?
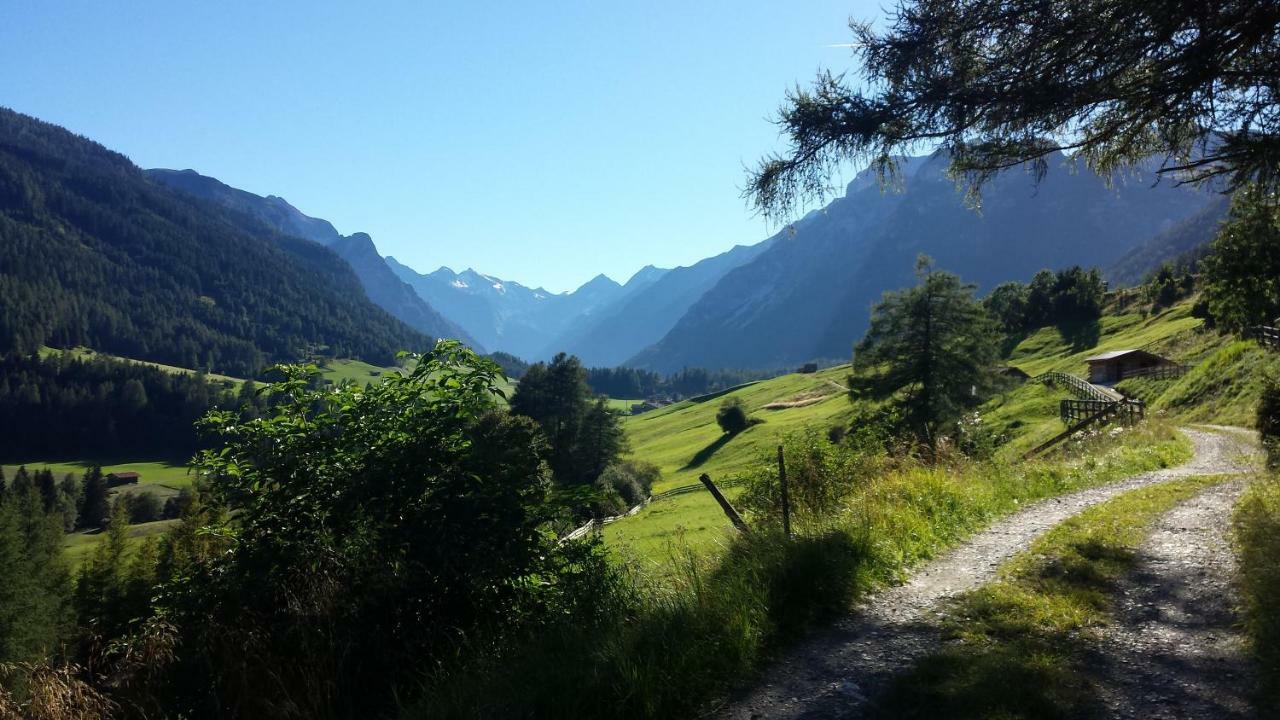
[853,256,999,448]
[79,465,110,530]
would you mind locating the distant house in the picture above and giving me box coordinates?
[1084,349,1179,383]
[106,471,141,487]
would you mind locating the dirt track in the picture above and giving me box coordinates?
[720,428,1260,720]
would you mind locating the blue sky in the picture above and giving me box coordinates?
[2,1,881,292]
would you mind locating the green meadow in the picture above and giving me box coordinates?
[606,295,1259,564]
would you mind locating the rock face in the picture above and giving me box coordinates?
[630,152,1217,373]
[146,169,480,350]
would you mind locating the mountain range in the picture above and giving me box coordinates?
[629,153,1221,372]
[0,107,1232,378]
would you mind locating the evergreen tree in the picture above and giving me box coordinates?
[36,468,58,513]
[1202,188,1280,332]
[853,257,999,448]
[74,502,153,643]
[0,479,71,664]
[509,353,627,487]
[58,472,80,532]
[79,465,110,530]
[10,467,31,496]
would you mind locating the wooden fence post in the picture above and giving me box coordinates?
[777,445,791,538]
[699,473,751,534]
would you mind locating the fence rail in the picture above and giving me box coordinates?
[1060,398,1144,425]
[1033,371,1116,403]
[1119,364,1190,380]
[1024,371,1146,458]
[1255,325,1280,350]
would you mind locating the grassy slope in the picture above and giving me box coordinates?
[40,346,247,387]
[985,295,1276,453]
[622,366,854,493]
[604,367,856,557]
[608,297,1230,561]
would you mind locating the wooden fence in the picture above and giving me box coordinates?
[1033,371,1117,403]
[1119,364,1190,380]
[1255,325,1280,350]
[1060,398,1144,425]
[1025,398,1145,459]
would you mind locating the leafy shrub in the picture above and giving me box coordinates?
[1259,369,1280,467]
[134,342,620,718]
[592,461,661,516]
[123,492,162,524]
[951,411,1003,459]
[715,397,753,434]
[737,430,880,529]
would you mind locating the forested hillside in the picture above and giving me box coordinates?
[0,351,240,459]
[0,108,428,376]
[147,169,480,348]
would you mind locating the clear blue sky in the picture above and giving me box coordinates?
[1,1,882,292]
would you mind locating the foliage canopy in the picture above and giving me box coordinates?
[749,0,1280,219]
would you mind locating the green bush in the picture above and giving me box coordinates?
[1259,369,1280,467]
[593,461,661,515]
[123,492,162,524]
[126,342,623,718]
[737,429,878,528]
[715,397,752,434]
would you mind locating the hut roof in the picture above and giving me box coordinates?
[1083,349,1169,364]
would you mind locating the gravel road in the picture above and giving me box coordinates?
[719,428,1259,720]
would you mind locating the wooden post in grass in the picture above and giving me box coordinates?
[777,445,791,538]
[700,473,750,534]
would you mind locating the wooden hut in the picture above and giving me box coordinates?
[1083,349,1178,383]
[106,471,141,487]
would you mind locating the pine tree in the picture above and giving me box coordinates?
[0,480,71,664]
[79,465,110,530]
[853,256,999,448]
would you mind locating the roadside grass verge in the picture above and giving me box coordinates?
[408,424,1191,719]
[607,422,1190,568]
[1233,474,1280,711]
[875,473,1230,720]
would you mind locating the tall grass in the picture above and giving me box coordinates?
[406,423,1190,719]
[1233,475,1280,710]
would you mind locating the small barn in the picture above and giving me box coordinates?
[1084,349,1177,383]
[106,471,140,488]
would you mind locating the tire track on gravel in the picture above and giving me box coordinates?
[721,428,1258,720]
[1090,477,1256,719]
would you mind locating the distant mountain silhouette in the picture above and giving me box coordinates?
[630,152,1217,373]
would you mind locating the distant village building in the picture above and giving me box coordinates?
[106,471,141,487]
[1084,349,1180,383]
